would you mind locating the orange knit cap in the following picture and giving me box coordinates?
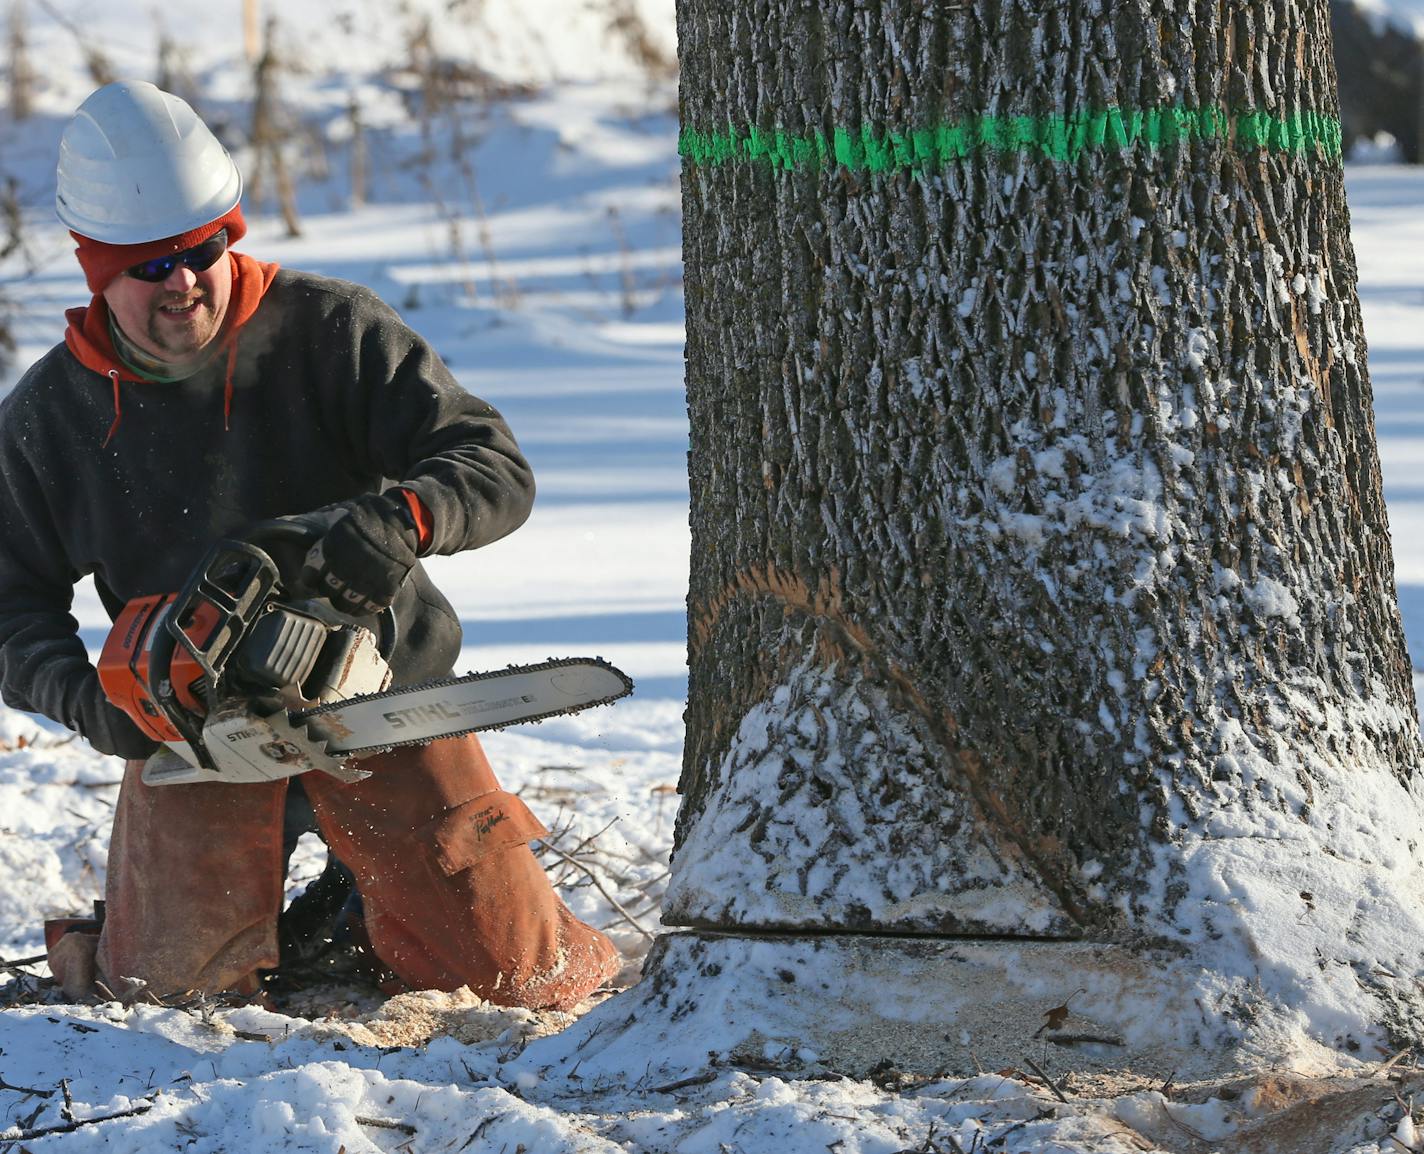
[71,203,247,294]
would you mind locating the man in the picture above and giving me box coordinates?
[0,81,621,1006]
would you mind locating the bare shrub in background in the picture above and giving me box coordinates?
[0,177,25,370]
[7,0,33,121]
[347,93,368,210]
[33,0,114,84]
[394,13,532,310]
[155,25,201,110]
[249,16,302,238]
[601,0,677,84]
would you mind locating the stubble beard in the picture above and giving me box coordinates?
[146,292,223,360]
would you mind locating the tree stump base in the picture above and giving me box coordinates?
[521,930,1382,1086]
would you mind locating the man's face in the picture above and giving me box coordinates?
[102,250,233,363]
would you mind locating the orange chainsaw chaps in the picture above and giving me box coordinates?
[92,736,623,1009]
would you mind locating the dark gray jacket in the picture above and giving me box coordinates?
[0,269,534,754]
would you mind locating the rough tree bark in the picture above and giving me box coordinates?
[662,0,1424,1073]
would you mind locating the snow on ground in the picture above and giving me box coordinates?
[2,4,1424,1151]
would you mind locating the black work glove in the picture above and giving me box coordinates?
[72,670,160,760]
[301,491,420,615]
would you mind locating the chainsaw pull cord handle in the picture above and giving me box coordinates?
[238,517,398,659]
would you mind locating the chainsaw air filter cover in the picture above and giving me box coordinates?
[234,607,329,693]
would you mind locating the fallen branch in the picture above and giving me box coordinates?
[540,842,656,942]
[95,978,166,1008]
[2,1098,154,1140]
[458,1113,500,1149]
[356,1115,416,1135]
[0,1074,53,1096]
[1159,1101,1208,1143]
[1045,1032,1124,1048]
[987,1107,1054,1148]
[1377,1047,1416,1077]
[0,954,46,970]
[1023,1057,1070,1105]
[649,1070,718,1094]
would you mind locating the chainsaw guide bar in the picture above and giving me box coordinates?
[294,656,635,754]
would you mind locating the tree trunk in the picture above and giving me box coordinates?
[243,0,261,64]
[667,0,1424,1071]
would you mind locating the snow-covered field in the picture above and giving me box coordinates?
[1351,0,1424,38]
[1,3,1424,1152]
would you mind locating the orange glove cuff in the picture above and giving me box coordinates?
[395,487,433,554]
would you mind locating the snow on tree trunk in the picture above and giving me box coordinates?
[667,0,1424,1064]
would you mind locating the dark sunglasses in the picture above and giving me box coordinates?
[125,230,229,283]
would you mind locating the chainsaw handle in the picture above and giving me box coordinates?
[146,615,216,770]
[238,518,398,659]
[237,517,324,569]
[147,537,286,771]
[166,539,285,687]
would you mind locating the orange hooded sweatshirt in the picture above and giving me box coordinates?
[63,251,281,445]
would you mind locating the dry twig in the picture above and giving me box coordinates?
[1378,1048,1417,1076]
[0,954,45,971]
[1023,1057,1070,1105]
[357,1115,417,1135]
[649,1070,718,1094]
[4,1096,155,1140]
[540,841,656,942]
[0,1073,53,1096]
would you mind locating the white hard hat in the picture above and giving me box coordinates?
[55,81,242,244]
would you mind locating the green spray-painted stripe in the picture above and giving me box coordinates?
[679,106,1342,170]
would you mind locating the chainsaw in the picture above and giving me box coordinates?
[97,522,633,786]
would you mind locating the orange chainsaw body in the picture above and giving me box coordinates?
[97,593,221,742]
